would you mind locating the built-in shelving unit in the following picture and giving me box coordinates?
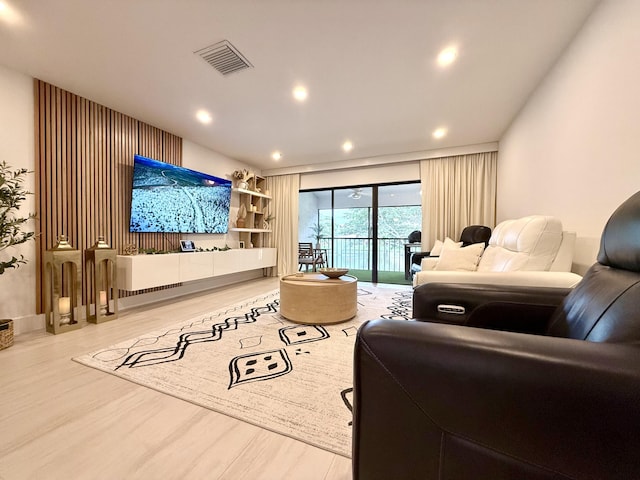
[230,174,273,248]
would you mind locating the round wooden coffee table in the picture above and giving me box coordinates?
[280,273,358,324]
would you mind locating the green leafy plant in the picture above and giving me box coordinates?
[309,222,326,243]
[0,161,35,274]
[195,244,231,252]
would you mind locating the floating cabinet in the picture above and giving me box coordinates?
[117,248,277,291]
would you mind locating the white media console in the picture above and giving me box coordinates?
[117,248,277,291]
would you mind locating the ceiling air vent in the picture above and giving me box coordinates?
[195,40,253,76]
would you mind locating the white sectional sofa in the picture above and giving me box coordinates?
[413,215,583,289]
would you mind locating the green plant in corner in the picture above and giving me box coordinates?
[0,161,35,275]
[309,222,326,245]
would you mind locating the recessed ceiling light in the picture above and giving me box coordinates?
[0,1,22,25]
[342,141,353,152]
[437,47,458,67]
[292,86,308,102]
[271,151,282,161]
[196,110,212,124]
[432,127,447,139]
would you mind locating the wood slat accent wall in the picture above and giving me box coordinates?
[34,80,182,312]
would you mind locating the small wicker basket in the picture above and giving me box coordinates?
[0,319,14,350]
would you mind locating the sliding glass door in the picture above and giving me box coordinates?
[376,184,422,283]
[299,182,421,284]
[333,187,373,281]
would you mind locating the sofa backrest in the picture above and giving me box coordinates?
[477,216,563,272]
[549,231,576,271]
[546,190,640,343]
[459,225,492,247]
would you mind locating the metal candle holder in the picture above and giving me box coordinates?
[44,235,84,334]
[85,236,118,324]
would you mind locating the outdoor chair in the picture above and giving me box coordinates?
[298,242,326,271]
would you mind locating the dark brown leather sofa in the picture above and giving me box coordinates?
[353,191,640,480]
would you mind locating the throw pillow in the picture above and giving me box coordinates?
[434,242,485,271]
[442,237,463,250]
[430,239,444,256]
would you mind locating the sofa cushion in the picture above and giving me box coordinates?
[478,216,563,272]
[430,237,461,257]
[435,243,485,271]
[430,239,444,256]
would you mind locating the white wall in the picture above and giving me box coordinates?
[0,64,38,333]
[498,0,640,274]
[181,140,259,250]
[300,162,419,190]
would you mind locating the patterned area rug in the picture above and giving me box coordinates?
[74,284,411,458]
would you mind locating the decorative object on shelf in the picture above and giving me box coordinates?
[318,267,349,278]
[239,241,245,249]
[194,244,232,252]
[140,248,172,254]
[43,235,84,334]
[123,244,139,255]
[179,240,196,252]
[85,236,118,324]
[236,203,247,228]
[232,168,252,190]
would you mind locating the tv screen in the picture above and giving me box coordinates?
[129,154,232,234]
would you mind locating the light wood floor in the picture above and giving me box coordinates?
[0,277,352,480]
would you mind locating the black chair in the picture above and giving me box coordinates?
[353,191,640,480]
[410,225,492,270]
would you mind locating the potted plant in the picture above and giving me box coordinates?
[309,222,326,249]
[0,160,35,350]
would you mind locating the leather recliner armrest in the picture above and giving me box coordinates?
[353,320,640,480]
[412,282,571,332]
[411,251,432,265]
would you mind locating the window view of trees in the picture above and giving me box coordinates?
[378,206,421,239]
[320,206,421,240]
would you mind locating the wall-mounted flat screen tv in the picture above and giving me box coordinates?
[129,154,232,234]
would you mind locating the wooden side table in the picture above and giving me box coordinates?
[280,273,358,324]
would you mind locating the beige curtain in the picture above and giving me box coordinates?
[420,151,497,250]
[266,173,300,277]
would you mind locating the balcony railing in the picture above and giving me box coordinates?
[319,237,408,272]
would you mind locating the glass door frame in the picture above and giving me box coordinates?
[300,180,420,283]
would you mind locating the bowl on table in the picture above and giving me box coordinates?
[318,267,349,278]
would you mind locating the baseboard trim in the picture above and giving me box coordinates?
[13,270,267,336]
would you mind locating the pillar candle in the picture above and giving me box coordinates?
[59,297,71,315]
[99,290,107,306]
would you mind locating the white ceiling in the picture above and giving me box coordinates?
[0,0,599,171]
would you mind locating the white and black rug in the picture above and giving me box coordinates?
[74,284,412,458]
